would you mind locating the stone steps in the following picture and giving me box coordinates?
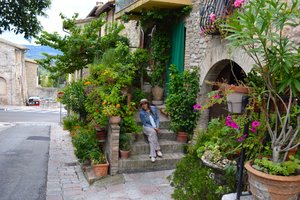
[118,153,185,173]
[118,108,185,173]
[131,139,184,155]
[135,129,176,141]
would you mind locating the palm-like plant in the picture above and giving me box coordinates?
[222,0,300,163]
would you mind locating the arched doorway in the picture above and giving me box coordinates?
[203,59,247,120]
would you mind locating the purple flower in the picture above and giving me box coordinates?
[193,103,202,111]
[225,121,232,127]
[250,127,257,133]
[213,94,220,99]
[226,116,232,121]
[231,121,239,129]
[251,121,260,128]
[237,137,244,142]
[209,13,216,21]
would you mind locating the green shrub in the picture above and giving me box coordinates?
[169,154,223,200]
[72,127,98,162]
[62,114,82,132]
[166,64,200,137]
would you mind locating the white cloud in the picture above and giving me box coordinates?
[0,0,105,45]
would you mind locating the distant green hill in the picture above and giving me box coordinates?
[24,45,61,60]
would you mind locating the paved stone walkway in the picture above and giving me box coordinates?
[47,124,174,200]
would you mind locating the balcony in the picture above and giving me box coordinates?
[199,0,235,35]
[115,0,192,19]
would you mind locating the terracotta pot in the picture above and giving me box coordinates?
[92,161,109,177]
[152,85,164,101]
[177,132,188,143]
[119,150,130,159]
[96,129,107,141]
[245,161,300,200]
[109,116,121,124]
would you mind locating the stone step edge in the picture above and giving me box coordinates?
[119,152,185,161]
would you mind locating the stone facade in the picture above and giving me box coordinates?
[0,38,28,105]
[184,0,300,129]
[25,58,38,97]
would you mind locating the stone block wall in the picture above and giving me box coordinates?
[25,59,38,97]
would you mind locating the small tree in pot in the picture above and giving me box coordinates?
[166,64,201,142]
[222,0,300,198]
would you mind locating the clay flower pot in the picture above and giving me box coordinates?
[177,131,188,143]
[109,116,121,124]
[119,150,130,159]
[152,85,164,101]
[92,161,109,177]
[245,161,300,200]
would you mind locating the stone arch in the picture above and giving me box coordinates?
[198,46,255,129]
[0,77,7,95]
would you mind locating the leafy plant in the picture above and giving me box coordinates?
[62,114,82,132]
[166,65,200,136]
[119,133,131,151]
[253,157,300,176]
[169,136,235,200]
[222,0,300,163]
[89,149,106,165]
[61,80,87,123]
[72,127,98,162]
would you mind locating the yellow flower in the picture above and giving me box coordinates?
[116,104,120,108]
[102,101,107,105]
[84,81,91,85]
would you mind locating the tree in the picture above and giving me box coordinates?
[0,0,51,39]
[223,0,300,163]
[36,14,129,78]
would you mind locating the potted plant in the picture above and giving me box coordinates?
[166,64,200,142]
[149,30,171,102]
[222,0,300,198]
[89,148,109,177]
[119,133,131,159]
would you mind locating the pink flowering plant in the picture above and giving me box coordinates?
[200,0,245,36]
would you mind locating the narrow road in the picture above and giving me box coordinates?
[0,124,50,200]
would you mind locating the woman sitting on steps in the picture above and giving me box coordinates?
[139,99,163,163]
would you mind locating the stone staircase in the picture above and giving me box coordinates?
[118,106,186,173]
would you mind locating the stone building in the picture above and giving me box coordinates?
[0,38,28,105]
[25,58,38,97]
[113,0,299,128]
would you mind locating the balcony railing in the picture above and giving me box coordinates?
[116,0,137,13]
[199,0,235,35]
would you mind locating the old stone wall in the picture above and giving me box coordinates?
[0,39,27,105]
[25,59,38,97]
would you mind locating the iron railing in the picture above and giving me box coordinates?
[115,0,138,13]
[199,0,235,35]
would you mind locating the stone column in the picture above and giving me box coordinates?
[105,124,120,175]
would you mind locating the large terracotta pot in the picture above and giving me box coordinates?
[92,161,109,177]
[245,161,300,200]
[152,85,164,101]
[177,131,188,143]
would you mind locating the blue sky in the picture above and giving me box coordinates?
[0,0,104,45]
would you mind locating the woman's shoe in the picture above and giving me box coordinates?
[151,157,156,162]
[156,150,163,157]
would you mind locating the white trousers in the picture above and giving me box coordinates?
[143,126,161,157]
